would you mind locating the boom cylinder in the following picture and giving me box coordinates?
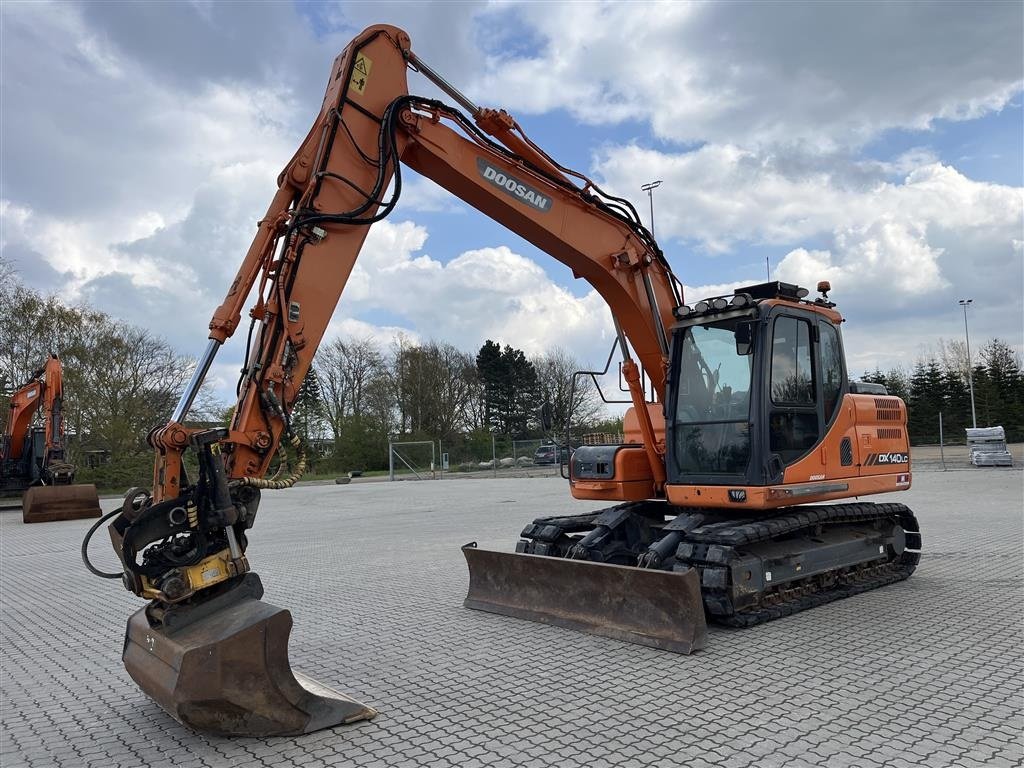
[404,50,479,114]
[171,339,220,423]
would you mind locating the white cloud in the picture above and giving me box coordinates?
[325,318,420,351]
[776,219,947,300]
[1,0,1020,407]
[471,2,1023,149]
[75,33,124,79]
[598,144,1023,253]
[596,142,1022,367]
[336,220,616,362]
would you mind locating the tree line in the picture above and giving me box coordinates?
[0,264,610,485]
[861,338,1023,444]
[292,335,610,473]
[3,260,1020,488]
[0,270,203,487]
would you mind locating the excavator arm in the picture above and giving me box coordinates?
[98,24,692,737]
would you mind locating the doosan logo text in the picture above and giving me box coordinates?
[477,159,551,212]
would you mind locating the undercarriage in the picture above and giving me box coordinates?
[513,501,921,627]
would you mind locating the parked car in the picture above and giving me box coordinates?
[533,443,570,465]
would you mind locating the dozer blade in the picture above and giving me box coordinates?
[462,545,707,654]
[123,575,377,736]
[22,484,101,523]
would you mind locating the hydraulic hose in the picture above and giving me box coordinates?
[81,507,124,579]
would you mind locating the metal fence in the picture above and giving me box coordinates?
[386,435,573,480]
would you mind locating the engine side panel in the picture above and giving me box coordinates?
[570,444,656,501]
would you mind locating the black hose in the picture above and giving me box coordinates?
[81,507,123,580]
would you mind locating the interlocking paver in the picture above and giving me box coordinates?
[2,467,1022,768]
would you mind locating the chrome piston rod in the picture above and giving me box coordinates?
[171,339,220,423]
[405,50,480,116]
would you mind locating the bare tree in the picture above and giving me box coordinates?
[934,338,970,383]
[315,338,352,441]
[65,322,192,459]
[341,336,386,417]
[314,334,388,440]
[533,347,606,435]
[393,340,478,437]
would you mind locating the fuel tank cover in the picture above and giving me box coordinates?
[572,445,622,479]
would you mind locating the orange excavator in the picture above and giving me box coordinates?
[82,25,921,736]
[1,354,101,522]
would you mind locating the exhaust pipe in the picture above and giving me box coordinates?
[462,545,707,654]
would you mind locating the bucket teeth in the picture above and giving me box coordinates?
[462,545,707,654]
[22,484,101,523]
[123,575,376,736]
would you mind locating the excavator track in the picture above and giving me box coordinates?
[675,502,921,627]
[515,501,920,630]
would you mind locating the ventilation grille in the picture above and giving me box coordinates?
[840,437,853,466]
[876,428,903,440]
[874,397,902,421]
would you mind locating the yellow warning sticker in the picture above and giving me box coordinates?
[350,53,372,95]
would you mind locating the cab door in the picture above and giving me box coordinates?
[765,309,854,484]
[766,313,820,477]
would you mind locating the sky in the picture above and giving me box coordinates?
[2,0,1022,408]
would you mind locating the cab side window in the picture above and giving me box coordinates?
[769,316,819,463]
[820,322,843,423]
[770,317,814,404]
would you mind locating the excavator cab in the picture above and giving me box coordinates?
[662,280,911,508]
[667,281,843,490]
[562,280,910,507]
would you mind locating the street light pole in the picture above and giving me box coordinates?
[959,299,977,428]
[641,180,663,236]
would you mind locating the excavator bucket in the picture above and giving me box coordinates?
[122,576,376,736]
[22,484,101,523]
[462,545,707,654]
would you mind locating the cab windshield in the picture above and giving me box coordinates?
[673,316,754,475]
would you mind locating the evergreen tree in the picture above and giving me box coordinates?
[907,359,944,443]
[502,345,539,437]
[940,367,970,438]
[971,364,994,429]
[860,366,910,400]
[979,339,1024,440]
[475,340,503,431]
[289,368,328,450]
[474,340,539,436]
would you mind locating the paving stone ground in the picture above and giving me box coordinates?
[1,464,1021,768]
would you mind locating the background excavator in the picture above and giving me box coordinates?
[82,25,921,737]
[1,354,101,523]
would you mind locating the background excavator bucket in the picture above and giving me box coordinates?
[123,582,377,736]
[22,484,101,523]
[462,546,707,654]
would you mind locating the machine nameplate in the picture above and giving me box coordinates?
[476,159,552,212]
[864,452,909,466]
